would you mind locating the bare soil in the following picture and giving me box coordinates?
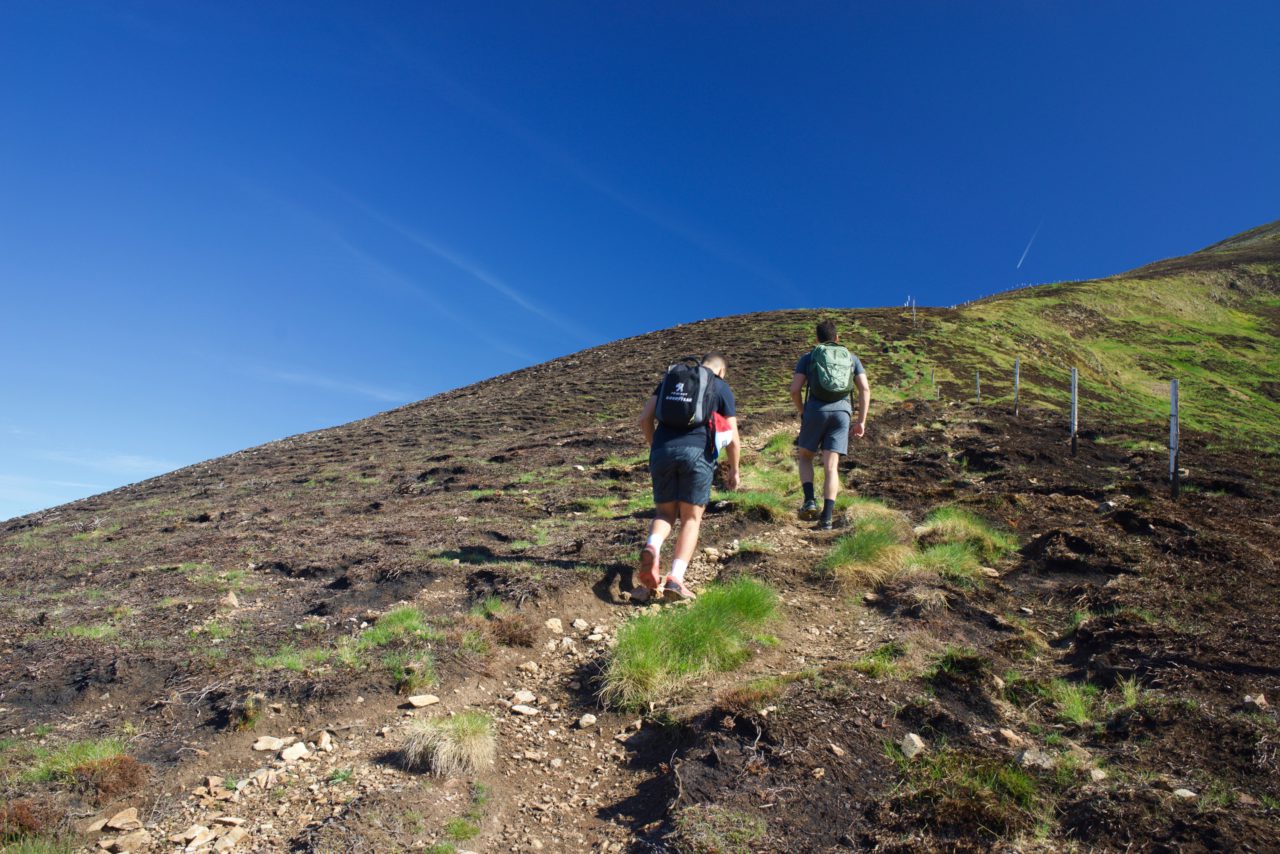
[1,304,1278,852]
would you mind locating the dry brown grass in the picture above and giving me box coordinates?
[72,754,149,803]
[402,712,495,776]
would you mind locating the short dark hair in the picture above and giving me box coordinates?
[702,352,726,371]
[816,320,838,343]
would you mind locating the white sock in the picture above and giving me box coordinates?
[668,559,689,583]
[646,533,665,552]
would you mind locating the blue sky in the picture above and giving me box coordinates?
[2,1,1277,520]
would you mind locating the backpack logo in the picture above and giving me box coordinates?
[674,382,685,394]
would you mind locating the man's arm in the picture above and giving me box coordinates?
[638,396,657,446]
[722,415,741,491]
[789,373,806,414]
[852,373,871,438]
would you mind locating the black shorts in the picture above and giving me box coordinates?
[649,443,715,506]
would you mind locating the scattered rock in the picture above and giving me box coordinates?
[511,704,540,716]
[812,767,826,779]
[998,728,1028,749]
[1244,693,1269,712]
[183,827,217,850]
[407,694,440,708]
[1090,768,1108,782]
[107,808,142,831]
[87,817,109,833]
[901,733,926,760]
[253,736,285,752]
[513,690,537,704]
[863,592,882,604]
[215,827,249,851]
[587,633,604,642]
[221,591,240,609]
[1097,499,1118,513]
[109,830,151,853]
[280,742,309,762]
[544,618,563,633]
[317,731,334,752]
[1016,748,1056,771]
[572,619,590,631]
[518,661,540,673]
[1173,788,1198,800]
[578,714,598,728]
[980,567,1000,578]
[828,743,845,757]
[1018,606,1034,616]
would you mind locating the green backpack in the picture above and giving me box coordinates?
[807,343,855,402]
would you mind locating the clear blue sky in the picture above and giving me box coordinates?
[2,1,1277,520]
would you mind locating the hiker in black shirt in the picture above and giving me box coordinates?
[636,353,741,600]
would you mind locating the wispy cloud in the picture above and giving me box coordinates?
[369,42,797,295]
[339,195,592,342]
[256,368,411,403]
[234,182,538,365]
[1017,220,1044,270]
[37,451,177,475]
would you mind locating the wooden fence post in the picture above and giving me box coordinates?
[1070,368,1079,457]
[1013,357,1020,417]
[1170,379,1180,499]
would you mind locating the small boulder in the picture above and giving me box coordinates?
[1089,768,1108,783]
[253,736,285,752]
[280,742,309,762]
[513,690,537,705]
[1016,748,1056,771]
[511,704,539,716]
[407,694,440,708]
[1173,788,1198,800]
[572,618,590,632]
[578,714,598,728]
[106,808,142,831]
[317,731,334,752]
[215,827,249,851]
[1244,693,1269,712]
[997,728,1028,749]
[900,733,926,760]
[109,830,151,853]
[544,618,563,634]
[518,661,540,673]
[829,743,846,757]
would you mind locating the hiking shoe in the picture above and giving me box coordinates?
[798,499,820,521]
[816,517,834,531]
[637,544,661,591]
[662,578,697,601]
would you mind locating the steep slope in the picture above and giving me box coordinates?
[1,223,1278,852]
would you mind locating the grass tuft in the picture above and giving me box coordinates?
[603,578,778,710]
[916,507,1017,562]
[672,803,768,854]
[402,712,495,776]
[25,739,127,784]
[820,516,913,586]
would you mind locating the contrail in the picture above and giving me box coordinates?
[1017,220,1043,269]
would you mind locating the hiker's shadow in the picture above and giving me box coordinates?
[592,562,644,606]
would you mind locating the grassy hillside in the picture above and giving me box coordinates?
[1,222,1277,853]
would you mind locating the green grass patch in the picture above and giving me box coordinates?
[443,818,480,841]
[603,577,778,710]
[852,641,907,678]
[672,803,768,853]
[892,746,1043,835]
[357,607,443,649]
[820,516,912,585]
[469,596,505,619]
[402,711,495,776]
[24,738,126,783]
[903,542,983,585]
[917,507,1017,562]
[253,645,332,672]
[1045,679,1100,725]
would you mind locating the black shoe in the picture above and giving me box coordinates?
[799,499,820,521]
[816,517,834,531]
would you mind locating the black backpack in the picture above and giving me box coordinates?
[655,358,715,429]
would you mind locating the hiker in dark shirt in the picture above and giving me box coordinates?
[636,353,741,601]
[791,320,871,530]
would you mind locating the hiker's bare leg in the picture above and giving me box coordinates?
[666,501,704,593]
[797,447,815,484]
[639,502,677,589]
[649,502,677,542]
[822,450,841,501]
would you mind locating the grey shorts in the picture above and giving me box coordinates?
[649,443,715,506]
[798,408,851,455]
